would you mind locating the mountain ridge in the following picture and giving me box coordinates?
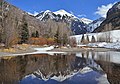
[34,9,96,35]
[34,9,92,24]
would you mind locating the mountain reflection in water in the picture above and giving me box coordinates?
[0,51,120,84]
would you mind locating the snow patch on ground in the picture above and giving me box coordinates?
[34,46,54,51]
[71,30,120,44]
[71,30,120,49]
[0,46,66,56]
[88,42,120,49]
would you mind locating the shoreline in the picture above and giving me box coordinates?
[50,47,113,53]
[0,45,119,57]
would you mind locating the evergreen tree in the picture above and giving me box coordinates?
[21,22,29,43]
[20,16,29,43]
[81,34,85,44]
[86,35,89,44]
[35,31,39,37]
[31,32,36,37]
[31,31,39,38]
[91,36,96,43]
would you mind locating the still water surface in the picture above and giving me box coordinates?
[0,51,120,84]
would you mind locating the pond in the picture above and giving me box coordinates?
[0,50,120,84]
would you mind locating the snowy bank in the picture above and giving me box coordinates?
[0,46,66,56]
[88,42,120,49]
[71,30,120,44]
[34,46,54,51]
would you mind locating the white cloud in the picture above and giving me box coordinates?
[77,14,86,17]
[95,2,116,18]
[27,11,39,16]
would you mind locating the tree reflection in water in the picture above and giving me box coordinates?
[0,51,120,84]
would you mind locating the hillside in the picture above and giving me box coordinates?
[87,17,105,32]
[0,1,71,47]
[94,2,120,32]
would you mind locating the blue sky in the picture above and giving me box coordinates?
[7,0,118,20]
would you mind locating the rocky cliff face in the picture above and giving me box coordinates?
[94,2,120,32]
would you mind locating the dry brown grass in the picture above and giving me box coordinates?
[0,44,30,53]
[1,56,15,60]
[0,48,16,53]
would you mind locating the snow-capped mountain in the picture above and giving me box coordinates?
[35,9,80,23]
[35,9,88,35]
[34,10,106,34]
[87,17,105,32]
[36,10,56,21]
[53,9,77,18]
[80,18,93,25]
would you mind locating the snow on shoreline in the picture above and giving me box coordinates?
[87,42,120,49]
[0,46,66,57]
[34,46,54,51]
